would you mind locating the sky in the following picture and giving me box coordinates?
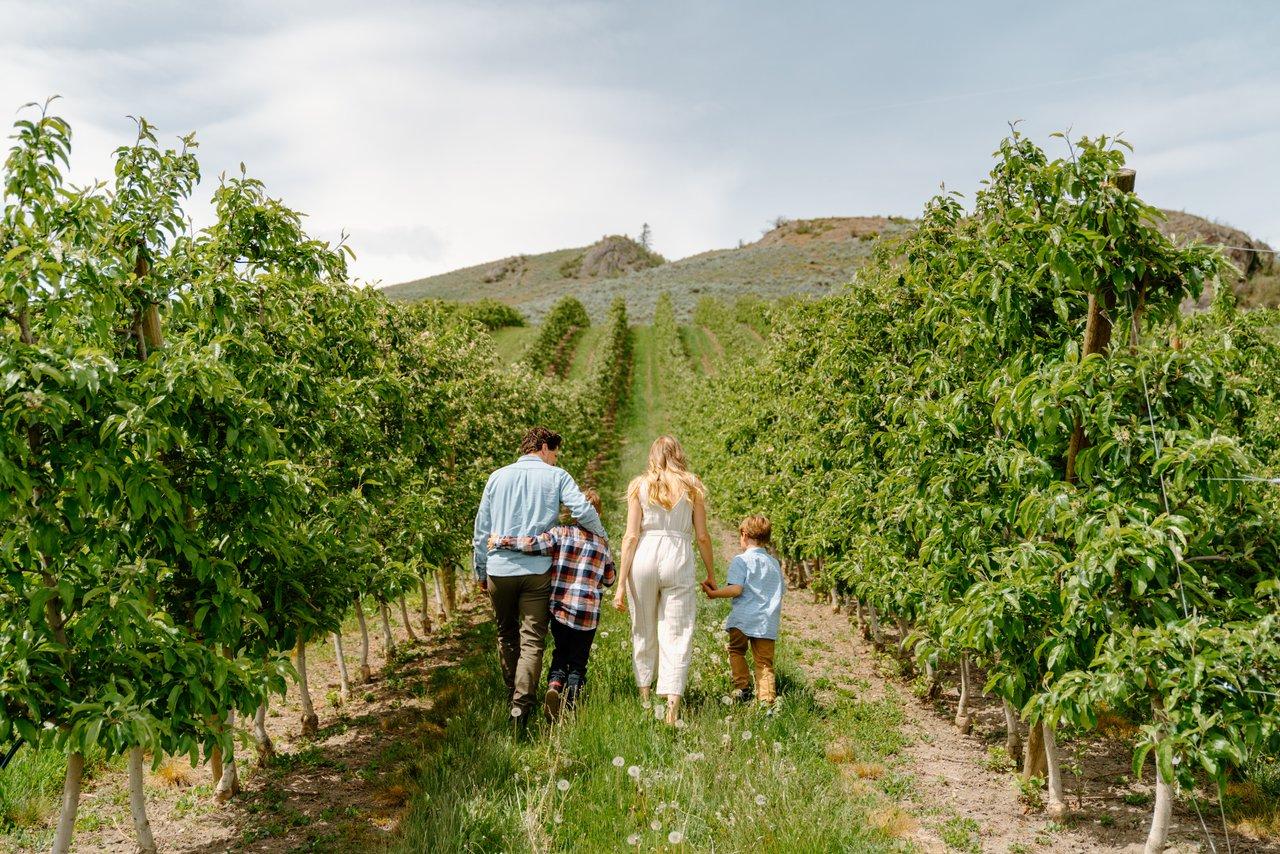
[2,1,1277,285]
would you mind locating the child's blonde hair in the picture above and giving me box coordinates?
[627,435,705,510]
[739,515,772,545]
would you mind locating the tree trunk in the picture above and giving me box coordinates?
[332,632,351,702]
[1044,723,1067,818]
[295,637,319,737]
[418,575,434,636]
[210,745,223,787]
[856,600,866,631]
[1022,719,1048,781]
[436,562,457,620]
[867,605,881,646]
[924,660,940,701]
[829,589,839,612]
[253,703,276,765]
[213,709,240,803]
[1144,749,1174,854]
[954,656,973,734]
[895,617,910,656]
[432,573,447,620]
[356,598,372,683]
[127,747,157,854]
[379,599,396,663]
[1003,699,1023,757]
[51,752,84,854]
[398,596,419,643]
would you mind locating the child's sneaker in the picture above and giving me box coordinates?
[544,682,564,722]
[731,687,754,704]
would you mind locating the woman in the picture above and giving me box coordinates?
[613,436,715,724]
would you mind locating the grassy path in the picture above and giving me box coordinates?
[392,324,919,852]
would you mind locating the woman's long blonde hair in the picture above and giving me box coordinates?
[627,435,705,510]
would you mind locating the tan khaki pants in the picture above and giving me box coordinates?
[728,627,776,702]
[488,573,551,716]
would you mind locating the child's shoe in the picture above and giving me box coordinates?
[544,682,564,722]
[731,687,754,704]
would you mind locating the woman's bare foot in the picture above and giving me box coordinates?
[665,695,681,725]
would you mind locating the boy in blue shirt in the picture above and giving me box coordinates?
[701,515,783,704]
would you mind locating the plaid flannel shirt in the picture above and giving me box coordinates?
[494,524,615,631]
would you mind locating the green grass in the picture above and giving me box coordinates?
[490,326,541,365]
[392,600,913,852]
[566,326,604,381]
[0,746,63,847]
[680,326,718,376]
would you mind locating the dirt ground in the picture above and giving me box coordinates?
[782,589,1280,854]
[67,593,486,854]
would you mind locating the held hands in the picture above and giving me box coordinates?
[700,578,717,598]
[487,533,500,550]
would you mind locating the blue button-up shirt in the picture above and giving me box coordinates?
[472,455,606,581]
[724,547,784,640]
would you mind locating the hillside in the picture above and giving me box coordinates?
[381,218,914,323]
[381,211,1276,323]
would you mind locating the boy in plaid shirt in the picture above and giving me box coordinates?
[490,489,615,720]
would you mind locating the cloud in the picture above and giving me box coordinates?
[0,1,744,283]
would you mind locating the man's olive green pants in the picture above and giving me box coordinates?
[488,573,551,718]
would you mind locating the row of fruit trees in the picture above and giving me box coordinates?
[0,103,631,854]
[682,132,1280,852]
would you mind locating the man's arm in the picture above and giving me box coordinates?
[472,475,496,582]
[559,471,606,538]
[493,530,558,556]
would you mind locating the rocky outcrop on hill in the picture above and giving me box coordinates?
[569,235,665,280]
[1157,210,1277,309]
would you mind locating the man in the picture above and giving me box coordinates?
[473,426,606,732]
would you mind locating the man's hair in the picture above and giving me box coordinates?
[519,426,562,456]
[582,488,603,516]
[739,514,772,545]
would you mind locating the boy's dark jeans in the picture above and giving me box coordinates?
[548,619,597,708]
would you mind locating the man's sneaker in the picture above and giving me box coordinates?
[731,687,754,704]
[544,683,563,722]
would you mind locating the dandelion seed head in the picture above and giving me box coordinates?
[674,718,687,729]
[627,765,641,779]
[655,802,666,813]
[741,730,753,741]
[650,819,662,831]
[554,813,563,824]
[720,695,732,705]
[557,778,570,792]
[612,756,625,767]
[627,834,641,846]
[668,830,685,844]
[755,794,767,806]
[773,741,782,753]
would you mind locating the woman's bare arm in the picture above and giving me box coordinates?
[612,491,643,612]
[691,491,715,587]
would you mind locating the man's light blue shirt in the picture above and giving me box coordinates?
[724,547,783,640]
[473,455,606,581]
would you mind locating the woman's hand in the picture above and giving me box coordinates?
[612,591,628,613]
[487,534,499,550]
